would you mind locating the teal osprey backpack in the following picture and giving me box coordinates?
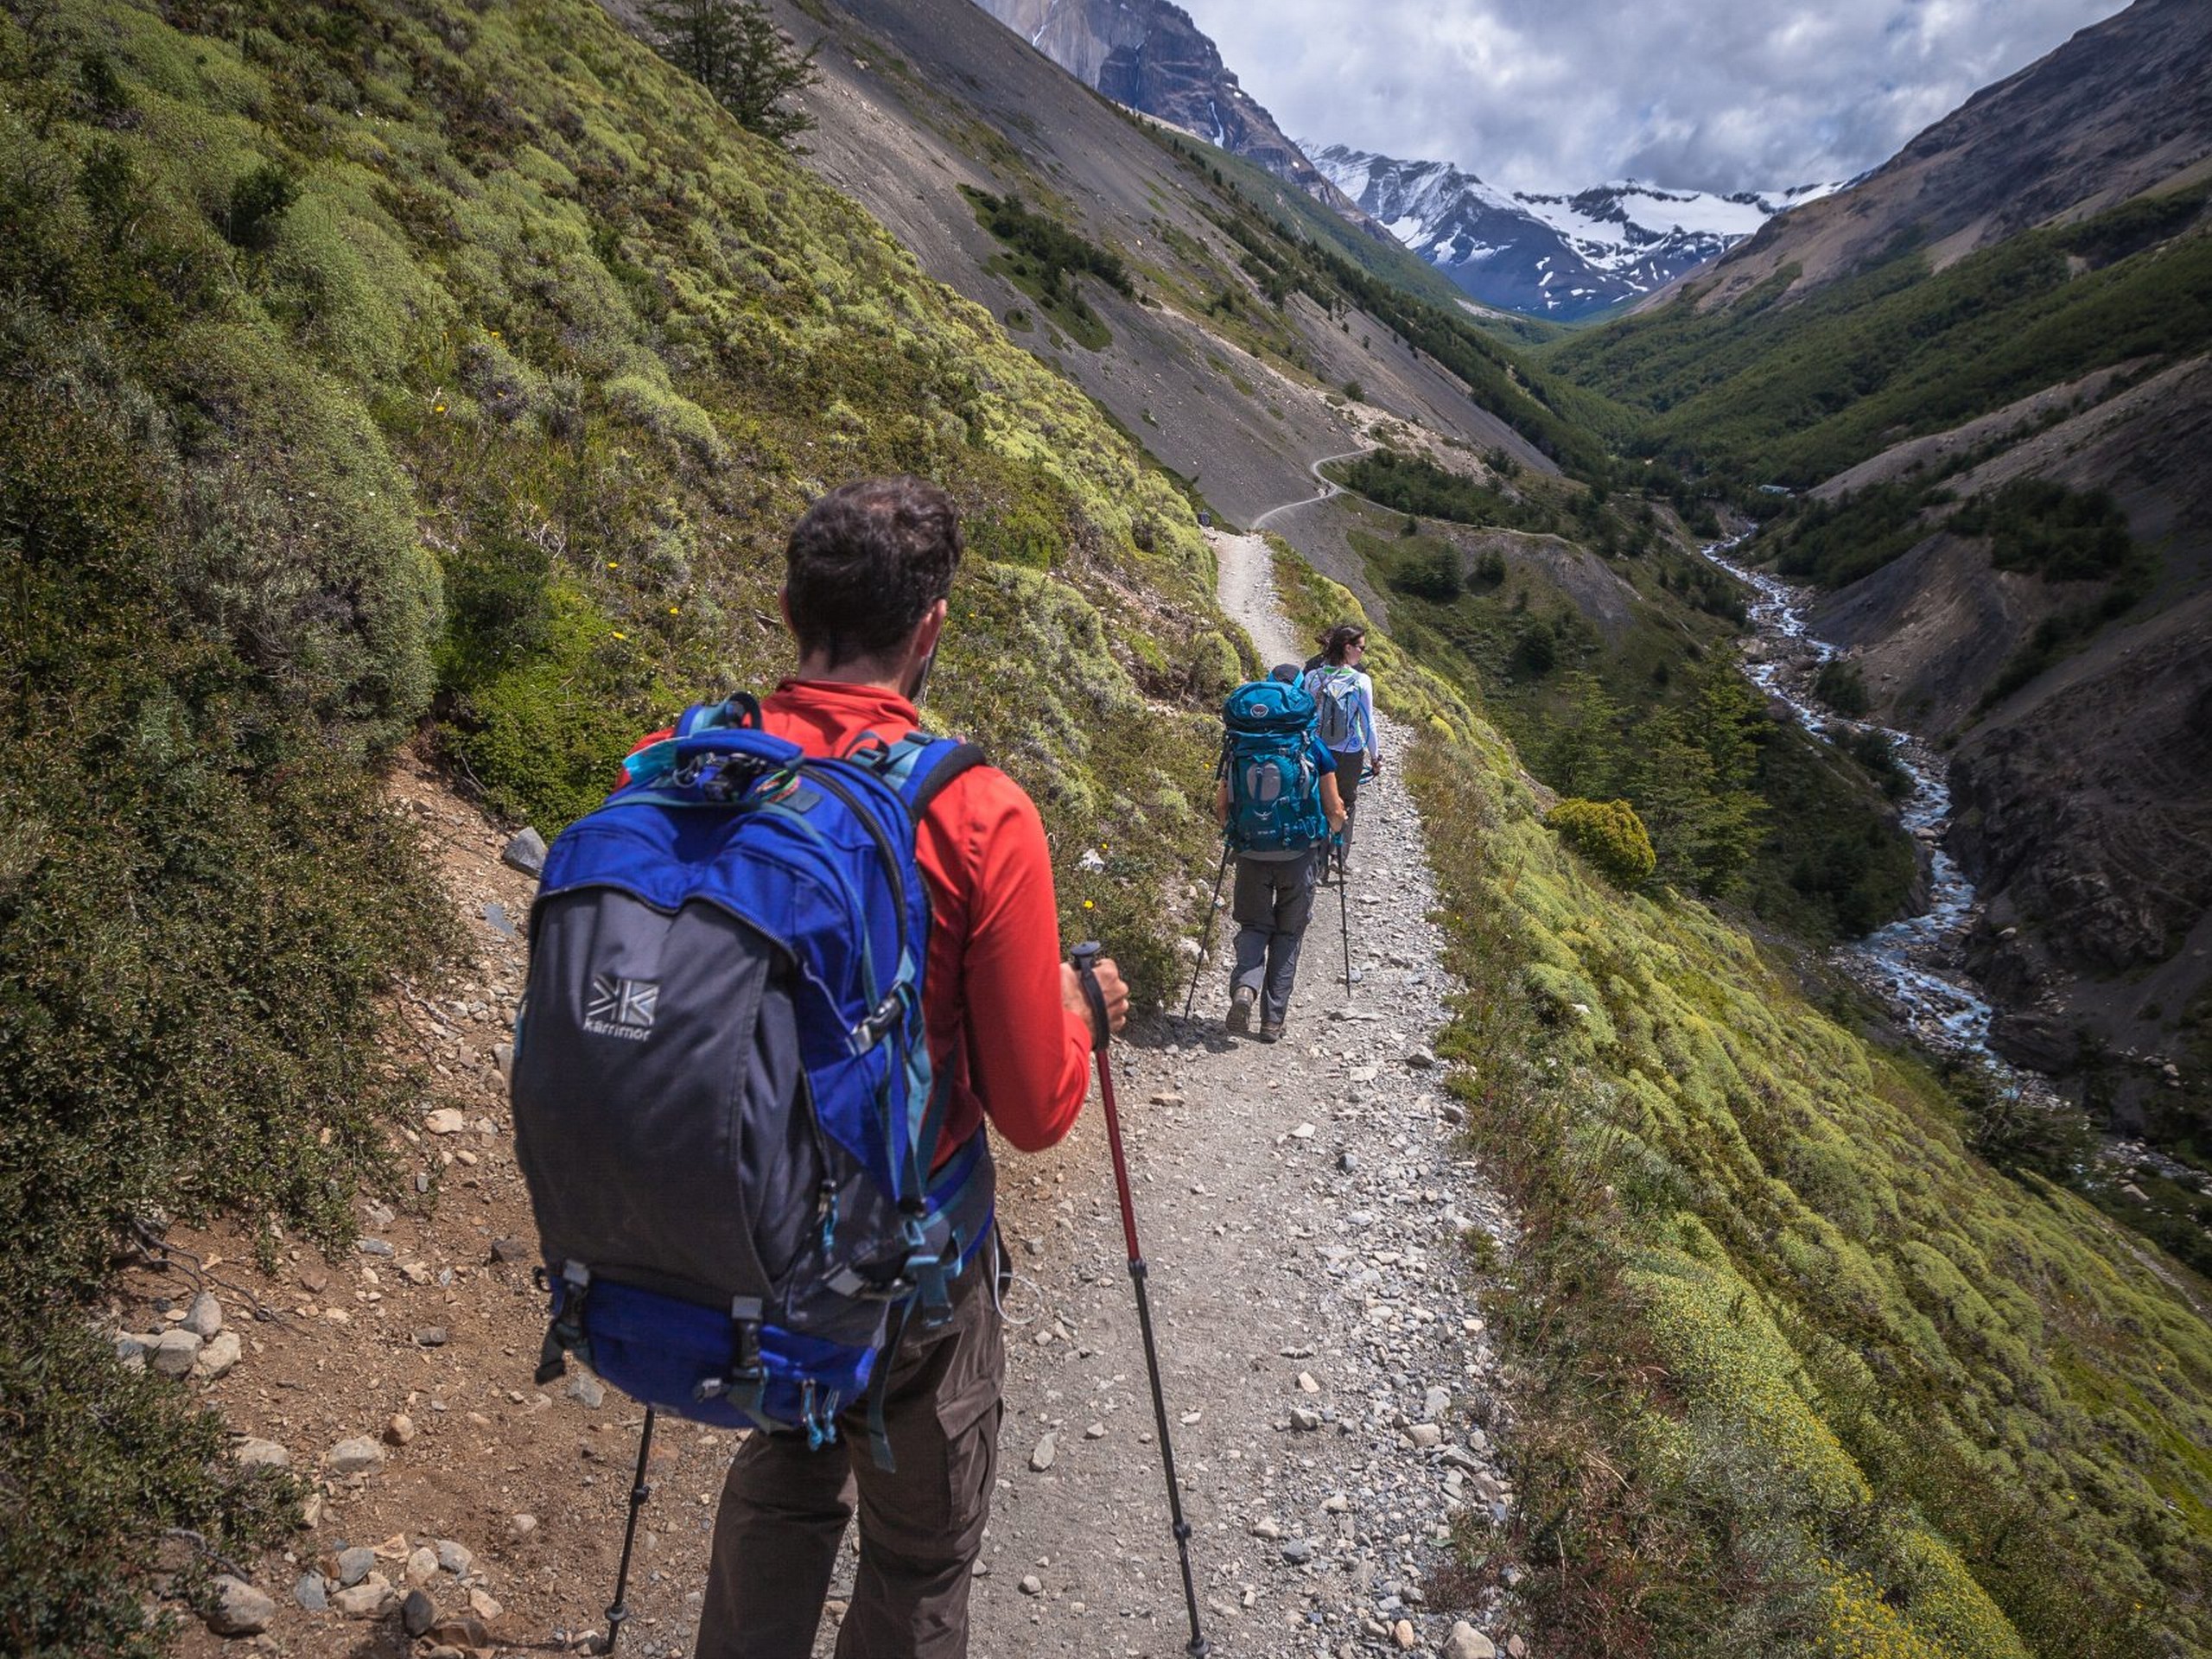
[1221,679,1328,855]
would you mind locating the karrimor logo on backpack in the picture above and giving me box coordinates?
[583,974,658,1040]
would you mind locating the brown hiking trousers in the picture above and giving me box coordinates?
[694,1253,1005,1659]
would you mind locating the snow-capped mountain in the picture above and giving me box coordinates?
[1309,143,1839,320]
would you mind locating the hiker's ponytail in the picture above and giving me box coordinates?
[1323,624,1366,667]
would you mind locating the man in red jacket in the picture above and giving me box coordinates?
[691,476,1128,1659]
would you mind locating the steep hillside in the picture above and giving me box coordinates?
[1681,0,2212,308]
[1544,0,2212,1144]
[0,0,1259,1644]
[1270,545,2212,1659]
[690,0,1586,527]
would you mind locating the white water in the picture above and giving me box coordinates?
[1702,544,2212,1201]
[1698,537,2002,1058]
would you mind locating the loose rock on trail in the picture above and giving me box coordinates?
[946,531,1525,1657]
[144,522,1525,1659]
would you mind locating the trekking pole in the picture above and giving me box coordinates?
[1336,834,1353,996]
[588,1406,656,1656]
[1072,943,1211,1659]
[1180,841,1233,1022]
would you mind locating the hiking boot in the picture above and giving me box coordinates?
[1258,1020,1285,1044]
[1226,984,1256,1035]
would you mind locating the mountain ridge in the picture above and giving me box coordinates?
[1679,0,2212,308]
[1311,140,1834,319]
[968,0,1333,197]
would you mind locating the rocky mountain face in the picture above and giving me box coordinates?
[1810,356,2212,1139]
[709,0,1556,529]
[1311,143,1828,320]
[1688,0,2212,308]
[965,0,1360,212]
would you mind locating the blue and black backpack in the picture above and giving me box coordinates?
[1221,678,1329,855]
[510,693,992,1466]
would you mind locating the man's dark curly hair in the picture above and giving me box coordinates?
[784,476,964,670]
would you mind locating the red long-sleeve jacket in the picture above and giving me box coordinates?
[630,681,1091,1167]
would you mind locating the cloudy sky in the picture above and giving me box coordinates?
[1178,0,2132,194]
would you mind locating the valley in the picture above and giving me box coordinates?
[5,0,2212,1656]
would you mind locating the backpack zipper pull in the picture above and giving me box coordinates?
[817,1182,839,1254]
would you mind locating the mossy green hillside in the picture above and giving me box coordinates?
[1,0,1241,1645]
[1271,550,2212,1656]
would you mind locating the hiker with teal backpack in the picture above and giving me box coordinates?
[509,477,1128,1659]
[1210,665,1346,1042]
[1302,625,1382,875]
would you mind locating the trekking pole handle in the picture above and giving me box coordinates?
[1071,941,1110,1053]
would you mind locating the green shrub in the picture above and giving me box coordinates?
[1545,796,1657,886]
[222,161,296,250]
[1338,448,1559,534]
[1391,542,1461,601]
[1948,477,2133,582]
[1,355,454,1658]
[0,1317,304,1656]
[1815,658,1872,715]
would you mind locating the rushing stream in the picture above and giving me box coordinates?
[1700,541,2211,1213]
[1698,537,2005,1059]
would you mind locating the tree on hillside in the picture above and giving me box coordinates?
[1630,700,1765,894]
[1543,672,1627,798]
[642,0,819,149]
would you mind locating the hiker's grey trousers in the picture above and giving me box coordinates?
[695,1258,1004,1659]
[1230,849,1320,1024]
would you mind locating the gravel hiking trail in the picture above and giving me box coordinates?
[149,531,1524,1659]
[950,531,1524,1659]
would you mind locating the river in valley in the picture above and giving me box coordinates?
[1698,537,2010,1062]
[1699,544,2212,1229]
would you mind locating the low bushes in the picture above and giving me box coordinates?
[1408,732,2205,1656]
[1544,797,1656,886]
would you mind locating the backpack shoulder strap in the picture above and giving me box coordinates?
[906,740,987,821]
[854,734,987,826]
[674,691,762,735]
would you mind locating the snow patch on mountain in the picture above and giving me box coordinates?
[1307,142,1840,319]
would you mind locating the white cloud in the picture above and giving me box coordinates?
[1184,0,2133,193]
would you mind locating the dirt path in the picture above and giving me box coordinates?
[151,537,1522,1659]
[1251,451,1370,534]
[945,532,1522,1658]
